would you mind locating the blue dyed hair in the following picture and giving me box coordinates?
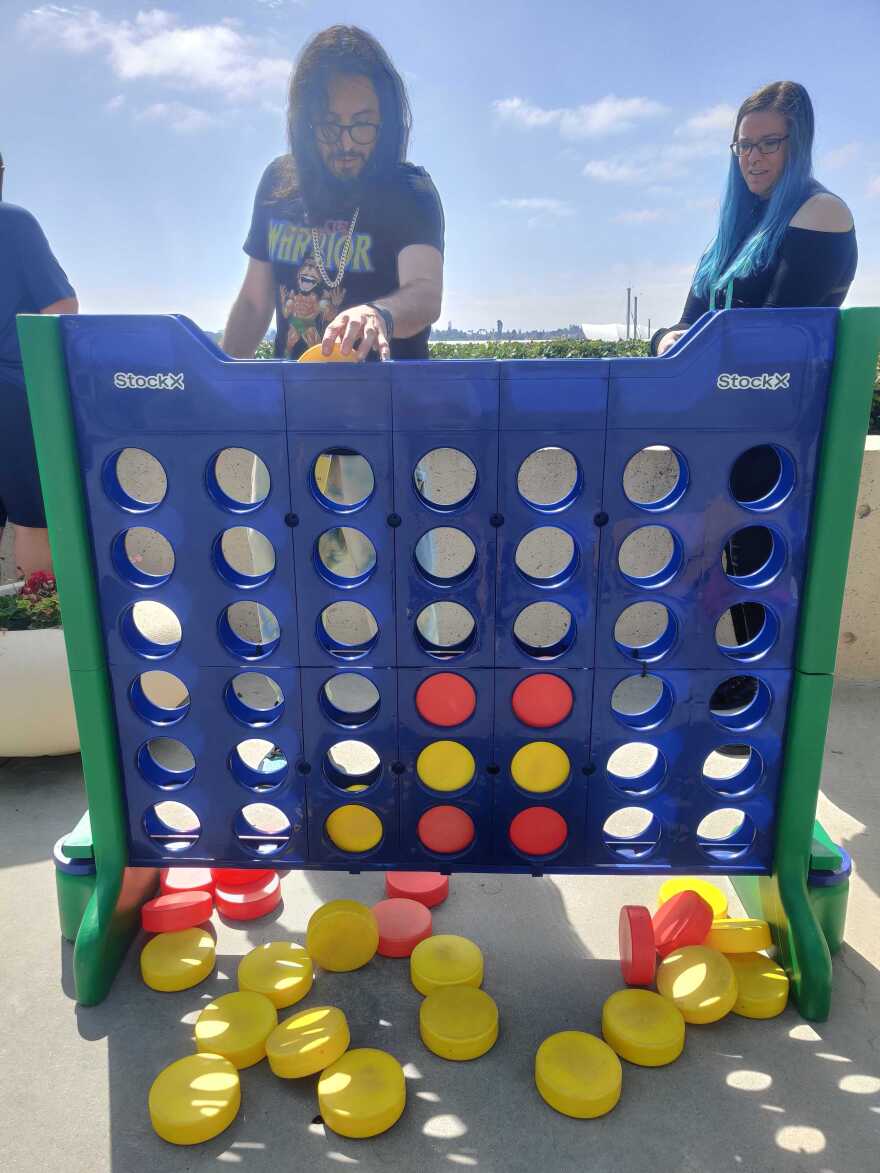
[693,81,815,299]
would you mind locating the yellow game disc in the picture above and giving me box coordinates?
[194,991,278,1069]
[601,988,685,1067]
[410,934,484,996]
[535,1032,622,1119]
[298,342,360,363]
[728,952,790,1019]
[510,741,570,794]
[148,1053,240,1145]
[704,918,772,954]
[656,945,738,1024]
[318,1048,406,1139]
[419,986,499,1061]
[306,899,379,972]
[237,942,313,1009]
[325,804,384,853]
[416,741,476,792]
[140,927,216,992]
[265,1005,351,1078]
[658,877,728,919]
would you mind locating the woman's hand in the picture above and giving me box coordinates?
[321,305,391,361]
[656,329,686,356]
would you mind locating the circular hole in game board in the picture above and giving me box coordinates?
[696,808,756,862]
[709,675,772,731]
[111,527,175,588]
[225,672,284,727]
[606,743,667,797]
[721,525,786,589]
[610,674,673,730]
[614,602,677,662]
[121,601,182,658]
[321,673,381,727]
[316,527,377,587]
[311,449,375,512]
[514,527,578,587]
[729,444,795,512]
[323,739,382,791]
[715,604,778,662]
[208,448,271,513]
[144,801,201,852]
[602,807,661,861]
[219,602,281,660]
[623,446,688,511]
[618,525,684,589]
[137,738,195,790]
[318,601,380,659]
[414,527,477,586]
[103,448,167,513]
[130,671,190,725]
[517,447,580,512]
[702,746,764,798]
[229,739,288,793]
[213,527,276,588]
[234,803,292,857]
[513,602,575,660]
[413,448,478,512]
[415,602,477,658]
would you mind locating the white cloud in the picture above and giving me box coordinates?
[584,138,725,186]
[137,101,216,133]
[497,197,574,217]
[613,208,667,224]
[868,176,880,197]
[104,93,125,112]
[583,159,647,183]
[820,142,862,170]
[675,103,737,138]
[492,94,666,140]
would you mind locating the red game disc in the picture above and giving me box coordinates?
[415,673,477,728]
[511,674,574,729]
[212,867,274,888]
[652,890,714,957]
[508,807,568,856]
[214,873,282,922]
[417,806,475,854]
[619,905,656,986]
[372,898,433,957]
[142,890,214,934]
[160,867,215,896]
[385,871,449,908]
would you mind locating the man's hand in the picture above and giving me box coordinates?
[321,305,391,361]
[656,329,686,356]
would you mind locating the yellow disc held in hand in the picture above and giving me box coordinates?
[535,1032,622,1119]
[266,1005,350,1078]
[140,927,215,992]
[149,1053,240,1145]
[510,741,570,794]
[298,341,360,363]
[410,934,484,996]
[658,877,728,919]
[705,918,772,955]
[416,741,476,792]
[318,1048,406,1139]
[728,952,790,1019]
[237,942,313,1009]
[656,945,737,1024]
[306,899,379,972]
[420,986,499,1061]
[325,804,384,853]
[601,988,685,1067]
[194,991,278,1069]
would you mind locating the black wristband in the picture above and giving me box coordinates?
[367,303,394,340]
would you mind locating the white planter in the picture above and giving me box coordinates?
[0,598,79,756]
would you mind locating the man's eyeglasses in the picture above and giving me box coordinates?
[313,121,381,146]
[730,135,789,157]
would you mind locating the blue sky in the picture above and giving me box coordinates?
[2,0,878,332]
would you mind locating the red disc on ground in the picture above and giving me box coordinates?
[652,890,714,957]
[385,871,449,908]
[142,890,213,934]
[511,674,574,729]
[212,867,274,888]
[372,898,433,957]
[214,873,282,922]
[508,807,568,856]
[415,673,477,728]
[417,806,475,855]
[160,867,215,896]
[619,905,656,986]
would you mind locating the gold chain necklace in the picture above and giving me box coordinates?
[310,208,360,290]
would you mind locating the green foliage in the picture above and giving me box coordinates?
[255,338,275,359]
[0,572,62,631]
[429,339,650,360]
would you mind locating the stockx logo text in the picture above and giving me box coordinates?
[114,371,185,390]
[716,371,791,391]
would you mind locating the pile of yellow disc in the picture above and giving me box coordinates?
[601,989,685,1067]
[656,946,738,1025]
[728,952,789,1019]
[420,986,499,1061]
[266,1005,350,1079]
[657,877,728,919]
[238,942,313,1009]
[194,991,279,1069]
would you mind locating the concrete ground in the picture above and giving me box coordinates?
[1,681,879,1173]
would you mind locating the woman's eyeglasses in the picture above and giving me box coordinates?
[730,135,789,157]
[313,122,381,146]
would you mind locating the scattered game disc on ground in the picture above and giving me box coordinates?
[652,890,714,958]
[212,867,274,889]
[214,872,282,922]
[298,341,359,363]
[140,927,216,992]
[601,989,685,1067]
[619,905,656,986]
[237,942,313,1009]
[306,900,379,972]
[510,742,570,794]
[372,898,433,957]
[728,952,790,1019]
[511,674,574,728]
[148,1053,240,1145]
[160,867,215,896]
[416,741,476,792]
[656,945,737,1024]
[705,917,772,955]
[415,673,477,727]
[410,934,483,995]
[266,1005,350,1079]
[141,890,213,934]
[534,1032,622,1119]
[508,807,568,856]
[657,877,728,919]
[417,806,476,854]
[324,804,384,853]
[318,1048,406,1138]
[385,871,449,908]
[419,986,499,1061]
[194,991,278,1069]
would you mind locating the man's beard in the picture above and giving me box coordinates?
[309,154,379,214]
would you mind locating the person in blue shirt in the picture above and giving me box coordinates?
[0,152,78,578]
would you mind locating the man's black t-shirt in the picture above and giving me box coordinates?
[244,157,444,360]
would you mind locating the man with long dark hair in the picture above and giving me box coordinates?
[224,26,444,361]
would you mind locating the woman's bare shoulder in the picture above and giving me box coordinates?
[789,192,854,232]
